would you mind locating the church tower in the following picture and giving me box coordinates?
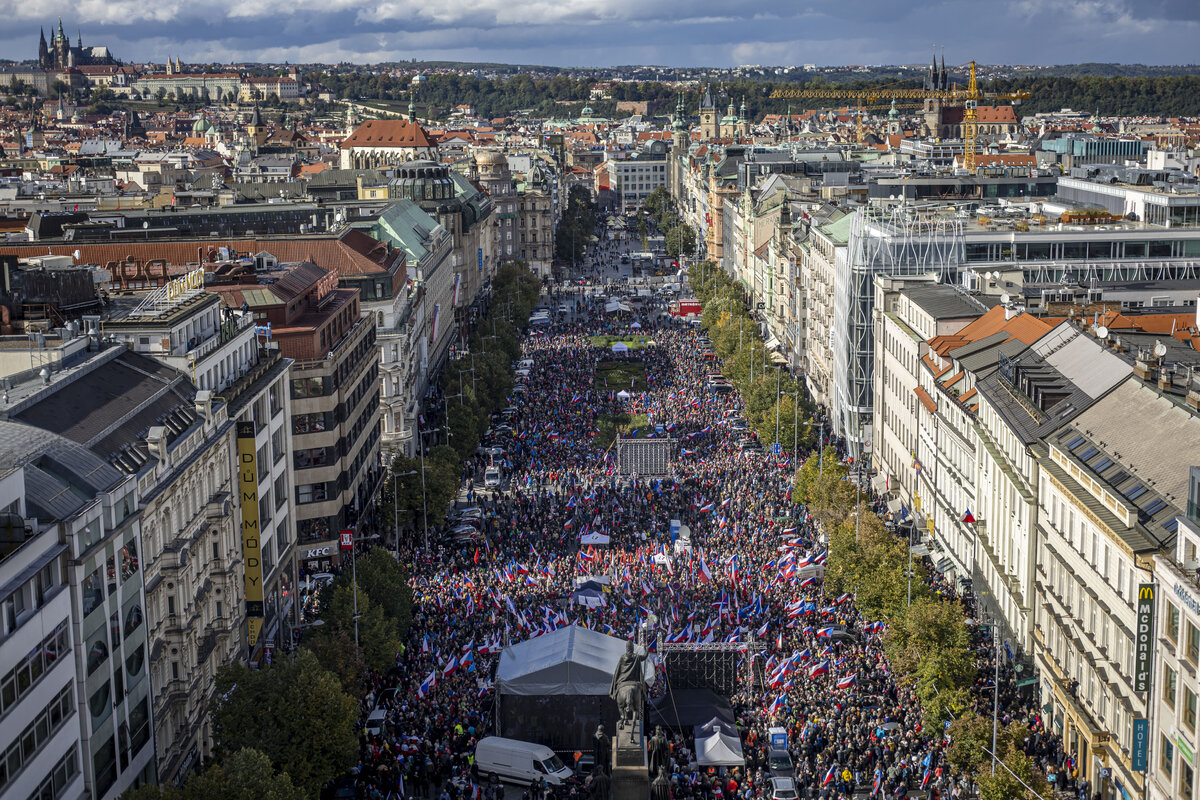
[38,28,48,68]
[698,85,717,140]
[671,94,689,153]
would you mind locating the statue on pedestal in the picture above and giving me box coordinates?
[593,724,611,774]
[647,726,668,776]
[650,767,672,800]
[608,639,648,730]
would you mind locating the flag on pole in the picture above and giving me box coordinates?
[963,508,976,524]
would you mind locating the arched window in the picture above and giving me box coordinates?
[87,638,109,676]
[124,604,143,637]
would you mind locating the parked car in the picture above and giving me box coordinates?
[767,750,796,779]
[769,777,799,800]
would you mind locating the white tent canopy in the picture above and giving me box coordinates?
[580,532,611,545]
[616,389,631,399]
[693,726,745,767]
[497,625,654,696]
[611,342,629,353]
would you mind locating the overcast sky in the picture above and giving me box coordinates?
[3,0,1199,68]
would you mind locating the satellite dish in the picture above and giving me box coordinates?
[1000,293,1011,305]
[1095,325,1108,340]
[1154,341,1168,358]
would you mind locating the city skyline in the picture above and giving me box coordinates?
[2,0,1200,69]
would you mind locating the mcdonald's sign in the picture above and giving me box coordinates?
[1134,583,1155,693]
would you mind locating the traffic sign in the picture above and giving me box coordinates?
[770,442,783,455]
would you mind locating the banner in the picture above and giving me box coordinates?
[430,303,441,344]
[452,273,462,308]
[1134,583,1156,693]
[237,422,265,646]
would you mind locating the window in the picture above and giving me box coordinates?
[1163,736,1175,777]
[296,483,328,504]
[82,564,103,617]
[87,638,108,676]
[1190,622,1200,666]
[1184,761,1195,800]
[294,448,329,469]
[290,376,325,398]
[275,474,288,509]
[1165,665,1178,708]
[0,685,73,794]
[1169,604,1181,643]
[1186,687,1198,732]
[88,680,111,723]
[292,412,327,434]
[120,538,139,581]
[167,595,176,617]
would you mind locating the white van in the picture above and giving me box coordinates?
[364,708,387,736]
[473,737,574,786]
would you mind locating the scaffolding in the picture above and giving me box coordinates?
[833,207,964,459]
[655,636,764,696]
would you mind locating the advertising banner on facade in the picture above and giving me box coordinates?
[1134,583,1156,693]
[237,421,265,647]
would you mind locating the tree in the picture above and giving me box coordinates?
[311,582,401,674]
[884,597,977,720]
[792,447,857,529]
[184,748,305,800]
[345,547,413,629]
[212,650,357,797]
[664,225,697,260]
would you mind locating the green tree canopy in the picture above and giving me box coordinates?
[212,650,357,796]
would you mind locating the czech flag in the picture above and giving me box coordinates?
[441,655,458,676]
[836,673,857,689]
[698,554,713,584]
[920,768,932,789]
[808,660,829,678]
[822,765,837,787]
[699,502,715,513]
[963,508,976,524]
[417,671,436,698]
[817,626,836,638]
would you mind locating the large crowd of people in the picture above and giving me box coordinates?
[330,223,1072,800]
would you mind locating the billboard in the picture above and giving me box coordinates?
[237,421,265,647]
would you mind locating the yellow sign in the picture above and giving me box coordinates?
[237,421,265,646]
[165,268,206,301]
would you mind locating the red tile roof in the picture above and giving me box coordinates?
[340,119,437,150]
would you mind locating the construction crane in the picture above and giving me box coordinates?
[770,61,1029,171]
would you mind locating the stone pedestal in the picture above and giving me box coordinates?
[611,726,648,800]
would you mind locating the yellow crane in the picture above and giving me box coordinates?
[770,61,1029,170]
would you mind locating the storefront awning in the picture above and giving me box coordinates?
[886,498,902,514]
[934,557,955,574]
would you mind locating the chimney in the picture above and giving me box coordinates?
[1159,369,1172,392]
[1187,371,1200,412]
[1134,354,1158,383]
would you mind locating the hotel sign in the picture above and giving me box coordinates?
[1134,583,1156,693]
[237,422,265,647]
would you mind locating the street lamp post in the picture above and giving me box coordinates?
[392,468,417,559]
[774,366,782,447]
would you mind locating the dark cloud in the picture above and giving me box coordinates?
[0,0,1196,66]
